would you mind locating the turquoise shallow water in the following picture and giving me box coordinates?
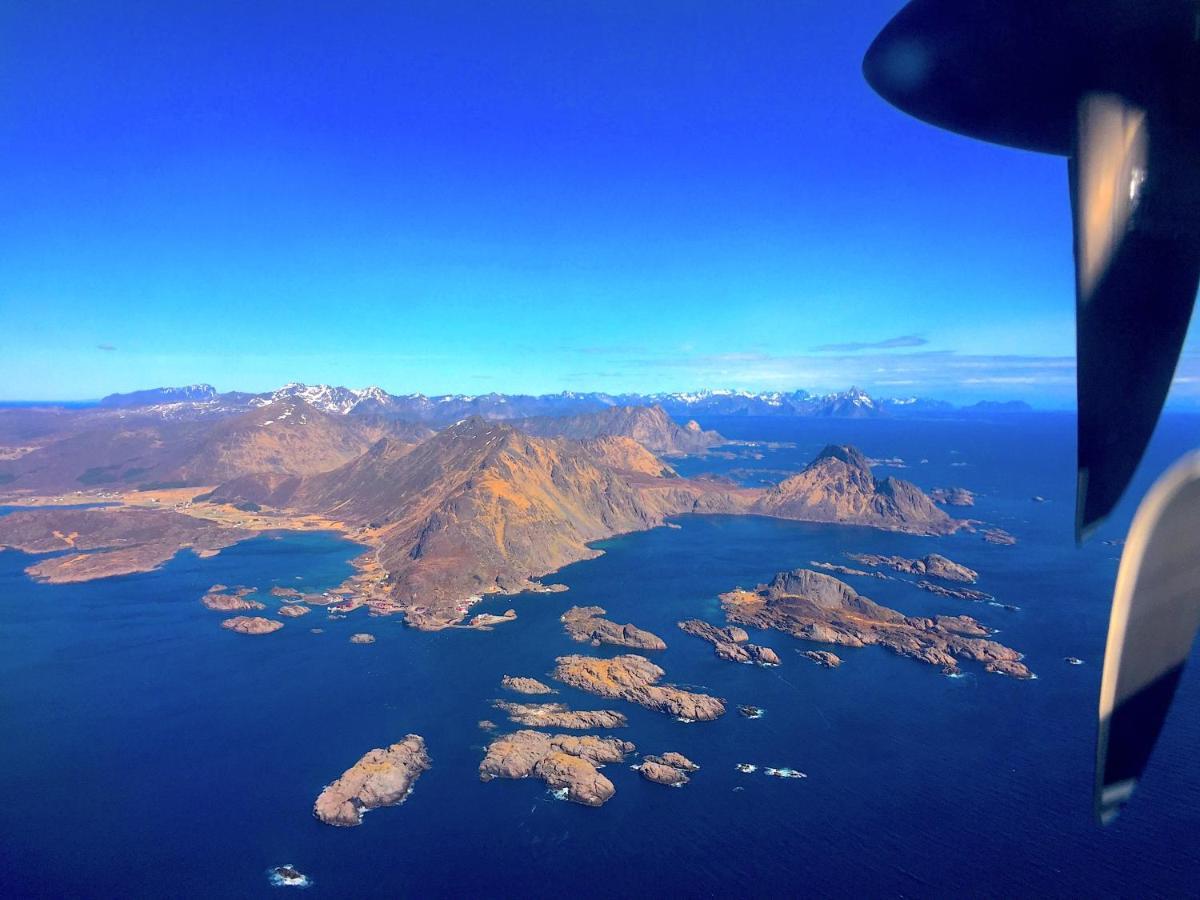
[2,413,1199,898]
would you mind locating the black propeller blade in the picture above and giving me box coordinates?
[863,0,1200,538]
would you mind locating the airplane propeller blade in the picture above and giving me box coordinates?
[1096,451,1200,824]
[1071,93,1200,541]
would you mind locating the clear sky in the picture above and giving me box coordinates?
[2,1,1196,406]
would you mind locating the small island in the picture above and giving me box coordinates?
[930,487,976,506]
[349,633,376,644]
[201,585,265,611]
[500,675,555,695]
[561,606,666,650]
[803,650,842,668]
[314,734,430,827]
[719,569,1032,679]
[492,700,628,730]
[846,553,979,584]
[637,752,700,787]
[553,654,726,720]
[220,616,282,635]
[677,619,780,666]
[478,730,635,807]
[276,603,311,617]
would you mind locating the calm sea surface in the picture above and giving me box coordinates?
[2,413,1199,898]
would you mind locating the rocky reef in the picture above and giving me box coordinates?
[553,654,726,720]
[562,606,667,650]
[803,650,842,668]
[981,528,1018,545]
[478,730,635,806]
[349,633,376,644]
[846,553,979,583]
[720,569,1032,679]
[677,619,780,666]
[492,700,628,730]
[916,580,994,602]
[220,616,282,635]
[314,734,430,826]
[500,675,554,695]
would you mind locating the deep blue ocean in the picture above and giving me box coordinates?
[3,413,1199,898]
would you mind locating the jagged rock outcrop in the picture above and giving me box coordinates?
[751,445,959,536]
[492,701,628,730]
[220,616,282,635]
[314,734,430,826]
[562,606,667,650]
[553,654,726,720]
[677,619,779,665]
[478,730,635,806]
[501,675,555,695]
[847,553,979,583]
[720,569,1032,679]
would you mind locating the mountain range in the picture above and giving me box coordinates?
[84,382,1031,424]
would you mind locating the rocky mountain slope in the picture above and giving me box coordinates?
[752,445,959,535]
[514,405,724,455]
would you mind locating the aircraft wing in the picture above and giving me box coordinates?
[1096,450,1200,823]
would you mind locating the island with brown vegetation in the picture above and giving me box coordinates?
[677,619,780,666]
[492,701,628,730]
[220,616,283,635]
[201,585,265,611]
[478,730,635,806]
[553,654,726,720]
[562,606,667,650]
[637,752,700,787]
[719,569,1032,679]
[313,734,430,826]
[276,603,311,617]
[500,675,555,695]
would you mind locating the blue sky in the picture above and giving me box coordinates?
[2,1,1196,406]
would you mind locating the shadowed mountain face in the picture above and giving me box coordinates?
[513,405,724,455]
[0,400,432,492]
[752,444,959,536]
